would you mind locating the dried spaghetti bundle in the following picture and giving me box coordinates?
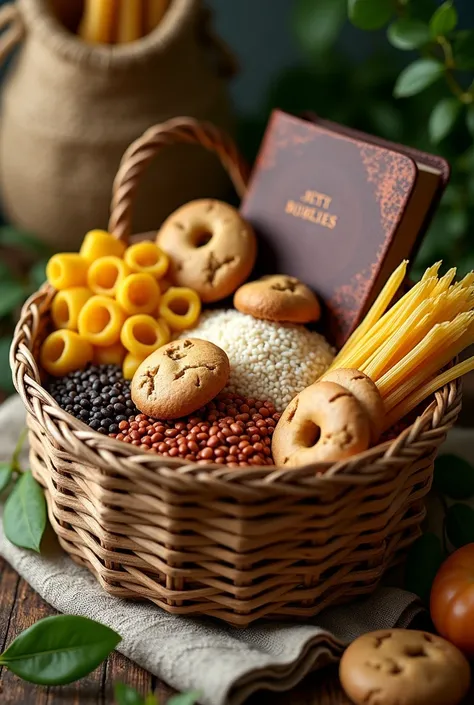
[328,260,474,431]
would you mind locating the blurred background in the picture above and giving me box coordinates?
[1,0,474,396]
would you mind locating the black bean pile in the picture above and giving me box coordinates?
[48,364,138,435]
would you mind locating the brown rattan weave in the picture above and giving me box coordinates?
[11,117,462,626]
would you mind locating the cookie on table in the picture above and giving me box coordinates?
[156,199,256,303]
[131,338,230,419]
[339,629,471,705]
[233,275,320,323]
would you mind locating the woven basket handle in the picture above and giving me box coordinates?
[0,3,25,64]
[108,117,250,242]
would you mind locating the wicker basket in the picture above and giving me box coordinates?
[11,117,462,627]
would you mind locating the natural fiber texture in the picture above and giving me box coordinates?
[0,394,425,705]
[0,0,235,249]
[11,118,463,626]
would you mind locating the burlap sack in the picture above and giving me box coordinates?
[0,0,236,249]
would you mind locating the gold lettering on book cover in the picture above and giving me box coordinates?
[285,189,338,230]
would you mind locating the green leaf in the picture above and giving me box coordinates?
[144,695,158,705]
[293,0,346,59]
[0,226,52,257]
[404,532,444,604]
[446,503,474,549]
[0,615,121,685]
[387,19,430,50]
[114,682,145,705]
[0,336,14,395]
[466,105,474,138]
[430,1,457,37]
[0,281,26,319]
[434,454,474,500]
[429,97,461,143]
[393,59,443,98]
[348,0,393,30]
[167,693,202,705]
[3,471,46,552]
[453,31,474,70]
[0,463,12,493]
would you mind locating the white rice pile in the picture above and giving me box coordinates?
[181,309,335,411]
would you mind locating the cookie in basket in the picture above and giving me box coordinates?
[132,338,230,419]
[156,199,257,302]
[234,275,321,323]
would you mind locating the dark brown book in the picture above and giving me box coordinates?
[240,110,450,347]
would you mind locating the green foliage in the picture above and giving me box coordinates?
[348,0,393,31]
[293,0,346,59]
[0,226,54,394]
[387,19,430,51]
[404,533,444,603]
[433,454,474,500]
[429,97,461,143]
[0,462,12,493]
[394,59,444,98]
[430,1,457,38]
[3,470,46,552]
[0,615,120,686]
[114,684,201,705]
[446,503,474,548]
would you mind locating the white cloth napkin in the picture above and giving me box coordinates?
[0,395,429,705]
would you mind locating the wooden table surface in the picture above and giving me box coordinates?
[2,376,474,704]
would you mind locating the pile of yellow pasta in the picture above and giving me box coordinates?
[41,230,201,379]
[79,0,169,45]
[328,260,474,431]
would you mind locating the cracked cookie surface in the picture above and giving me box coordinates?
[271,380,370,467]
[339,629,470,705]
[234,275,320,323]
[156,199,256,303]
[131,338,230,419]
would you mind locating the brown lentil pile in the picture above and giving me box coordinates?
[109,392,281,466]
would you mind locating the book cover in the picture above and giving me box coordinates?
[240,110,449,347]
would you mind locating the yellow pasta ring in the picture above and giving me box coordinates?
[116,272,161,315]
[87,256,130,297]
[120,314,170,358]
[51,288,92,330]
[40,330,93,377]
[78,295,126,347]
[124,242,169,280]
[158,287,201,331]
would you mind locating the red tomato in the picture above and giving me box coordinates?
[430,543,474,655]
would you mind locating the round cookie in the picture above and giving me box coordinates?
[271,381,371,467]
[156,199,257,303]
[322,368,385,444]
[339,629,471,705]
[233,275,321,323]
[131,338,230,419]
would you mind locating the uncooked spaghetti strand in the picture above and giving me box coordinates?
[383,324,474,412]
[334,260,408,361]
[333,279,437,371]
[376,313,474,398]
[422,261,442,280]
[384,356,474,429]
[431,268,457,296]
[459,272,474,288]
[361,300,433,380]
